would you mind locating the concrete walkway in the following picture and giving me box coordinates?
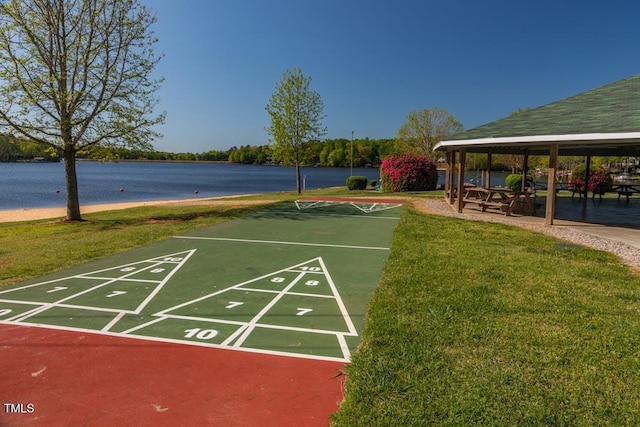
[449,196,640,251]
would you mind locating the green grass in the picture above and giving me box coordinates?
[331,205,640,426]
[0,187,412,287]
[2,190,638,425]
[0,202,275,287]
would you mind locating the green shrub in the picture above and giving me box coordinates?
[380,154,438,192]
[505,174,533,191]
[346,175,368,190]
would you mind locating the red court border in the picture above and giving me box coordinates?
[300,196,405,204]
[0,323,345,426]
[2,200,402,425]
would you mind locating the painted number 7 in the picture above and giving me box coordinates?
[296,308,313,316]
[106,291,127,298]
[226,301,243,309]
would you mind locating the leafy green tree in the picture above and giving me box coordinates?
[396,108,463,160]
[0,133,17,161]
[0,0,164,220]
[265,68,326,194]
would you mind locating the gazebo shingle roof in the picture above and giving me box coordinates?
[436,74,640,225]
[448,74,640,140]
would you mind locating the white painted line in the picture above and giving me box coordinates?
[173,236,390,251]
[152,260,303,316]
[161,314,247,326]
[133,250,197,314]
[0,275,97,295]
[80,277,161,284]
[349,202,403,213]
[4,250,197,323]
[337,333,351,360]
[6,305,51,322]
[10,270,152,323]
[232,287,334,299]
[254,211,400,220]
[45,303,135,314]
[231,271,307,348]
[246,322,357,336]
[102,311,126,332]
[120,316,166,334]
[0,299,50,307]
[2,252,362,363]
[318,257,358,336]
[1,321,351,363]
[221,324,250,346]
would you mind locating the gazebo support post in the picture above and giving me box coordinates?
[456,148,466,213]
[448,150,456,205]
[486,153,492,188]
[522,153,529,192]
[443,151,450,202]
[584,156,592,199]
[545,144,558,225]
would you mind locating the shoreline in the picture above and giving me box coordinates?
[0,194,268,223]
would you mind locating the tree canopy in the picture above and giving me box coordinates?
[265,68,326,194]
[396,108,463,160]
[0,0,164,220]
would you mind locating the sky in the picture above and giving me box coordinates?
[144,0,640,153]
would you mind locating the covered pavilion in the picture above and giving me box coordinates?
[434,74,640,225]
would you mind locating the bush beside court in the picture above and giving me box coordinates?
[346,175,368,190]
[380,154,438,192]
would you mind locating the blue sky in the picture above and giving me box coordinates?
[145,0,640,153]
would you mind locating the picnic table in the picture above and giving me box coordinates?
[612,179,640,201]
[589,179,640,201]
[462,186,536,216]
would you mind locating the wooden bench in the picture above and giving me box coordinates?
[462,199,509,211]
[462,187,518,215]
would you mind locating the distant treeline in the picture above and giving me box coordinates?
[0,135,398,167]
[0,134,61,162]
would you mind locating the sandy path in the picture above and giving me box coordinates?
[0,195,275,223]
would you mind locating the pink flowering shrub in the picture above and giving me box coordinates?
[569,165,613,194]
[568,176,586,192]
[588,169,613,194]
[380,154,438,192]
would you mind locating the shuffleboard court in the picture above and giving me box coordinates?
[0,199,402,363]
[0,198,402,425]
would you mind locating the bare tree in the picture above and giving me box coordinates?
[396,108,463,160]
[0,0,164,220]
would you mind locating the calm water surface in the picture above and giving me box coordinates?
[0,162,389,210]
[0,161,511,210]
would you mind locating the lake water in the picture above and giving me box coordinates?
[0,162,385,210]
[0,161,511,210]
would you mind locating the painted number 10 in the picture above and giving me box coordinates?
[184,328,218,340]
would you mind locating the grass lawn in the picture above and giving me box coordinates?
[1,189,639,425]
[0,202,275,287]
[331,204,640,426]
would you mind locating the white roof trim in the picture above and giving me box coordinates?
[435,132,640,151]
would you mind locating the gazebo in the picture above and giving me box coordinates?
[434,74,640,225]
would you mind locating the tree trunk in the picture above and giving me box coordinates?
[295,163,301,195]
[63,148,83,221]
